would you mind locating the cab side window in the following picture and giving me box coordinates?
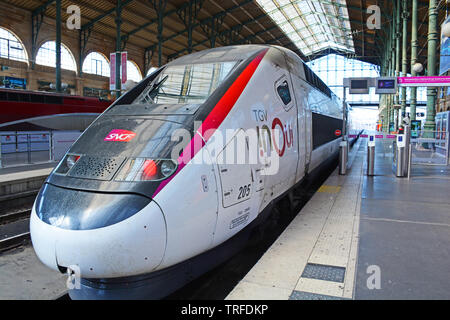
[275,76,293,111]
[277,80,291,105]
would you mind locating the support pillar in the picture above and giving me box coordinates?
[410,0,418,121]
[115,0,122,98]
[390,7,396,132]
[424,0,439,134]
[26,69,37,91]
[153,0,168,67]
[401,0,409,123]
[75,77,84,96]
[395,0,401,131]
[55,0,61,93]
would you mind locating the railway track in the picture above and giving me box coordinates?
[0,187,39,252]
[0,209,31,225]
[0,209,32,252]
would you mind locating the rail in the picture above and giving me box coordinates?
[0,208,32,252]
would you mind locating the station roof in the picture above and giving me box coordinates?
[4,0,448,66]
[6,0,304,60]
[255,0,354,57]
[344,0,447,66]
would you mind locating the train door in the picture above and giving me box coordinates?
[304,95,312,173]
[290,79,312,178]
[289,75,308,182]
[281,50,311,178]
[269,72,298,199]
[213,130,259,245]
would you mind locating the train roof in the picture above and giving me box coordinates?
[167,44,273,66]
[0,87,110,102]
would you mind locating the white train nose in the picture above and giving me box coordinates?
[30,199,167,278]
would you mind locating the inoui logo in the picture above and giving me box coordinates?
[104,129,137,142]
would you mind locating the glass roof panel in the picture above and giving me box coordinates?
[256,0,355,56]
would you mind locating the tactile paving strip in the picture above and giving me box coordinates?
[289,290,348,300]
[301,263,346,283]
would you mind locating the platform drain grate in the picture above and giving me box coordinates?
[289,290,349,300]
[301,263,346,283]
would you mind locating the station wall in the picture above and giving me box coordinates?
[0,2,162,97]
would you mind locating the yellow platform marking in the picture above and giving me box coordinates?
[317,185,341,194]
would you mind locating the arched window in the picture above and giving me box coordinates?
[0,27,27,62]
[82,52,110,77]
[126,61,142,82]
[146,67,158,76]
[36,41,76,71]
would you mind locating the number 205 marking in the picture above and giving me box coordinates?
[238,184,251,200]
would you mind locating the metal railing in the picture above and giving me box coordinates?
[410,131,449,166]
[0,132,54,168]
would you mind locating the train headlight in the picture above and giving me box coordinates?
[160,160,177,177]
[54,154,81,175]
[115,158,177,181]
[66,155,80,169]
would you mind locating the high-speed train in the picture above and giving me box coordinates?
[30,45,356,299]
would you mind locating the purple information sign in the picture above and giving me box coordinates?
[398,76,450,87]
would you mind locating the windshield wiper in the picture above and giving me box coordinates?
[146,75,169,103]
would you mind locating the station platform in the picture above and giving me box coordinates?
[227,137,450,300]
[0,162,55,199]
[0,162,56,249]
[0,161,66,300]
[0,161,55,179]
[0,246,67,299]
[1,138,449,300]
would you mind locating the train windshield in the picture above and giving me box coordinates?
[134,61,237,105]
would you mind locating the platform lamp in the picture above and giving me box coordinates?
[412,62,423,74]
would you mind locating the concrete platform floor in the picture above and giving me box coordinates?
[355,140,450,299]
[227,139,365,300]
[228,137,450,300]
[0,245,67,299]
[0,162,55,183]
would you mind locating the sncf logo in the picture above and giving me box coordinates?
[104,129,136,142]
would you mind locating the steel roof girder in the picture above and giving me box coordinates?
[81,0,135,32]
[32,0,57,16]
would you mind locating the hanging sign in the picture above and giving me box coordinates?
[121,52,127,85]
[109,53,116,91]
[397,76,450,87]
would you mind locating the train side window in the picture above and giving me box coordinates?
[8,92,19,101]
[275,77,293,111]
[0,91,7,101]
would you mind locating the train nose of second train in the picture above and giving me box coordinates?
[30,183,167,278]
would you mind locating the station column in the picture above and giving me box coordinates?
[401,0,409,123]
[395,0,401,131]
[410,0,418,121]
[115,0,122,98]
[424,0,439,134]
[55,0,61,93]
